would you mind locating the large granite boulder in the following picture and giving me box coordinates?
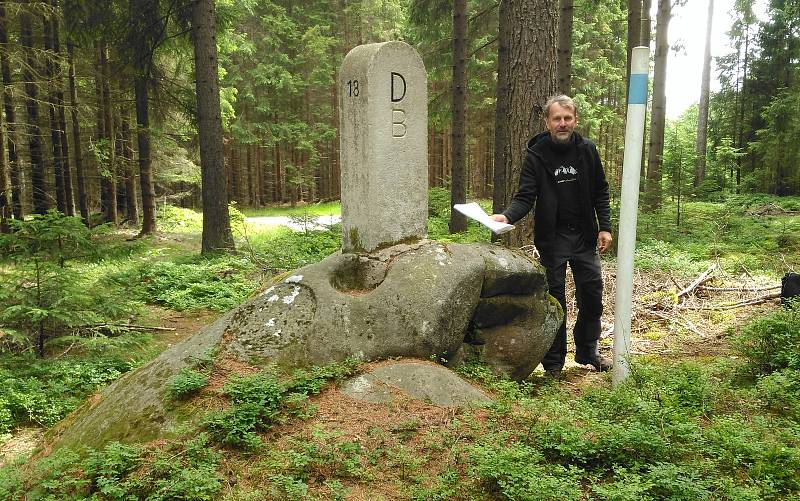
[52,241,560,450]
[224,241,484,366]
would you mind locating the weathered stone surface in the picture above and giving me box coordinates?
[52,241,560,450]
[477,244,548,297]
[52,310,233,450]
[340,361,491,407]
[225,241,484,367]
[448,292,561,381]
[339,41,428,253]
[473,293,561,381]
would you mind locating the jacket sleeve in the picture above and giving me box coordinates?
[591,144,611,232]
[502,152,539,224]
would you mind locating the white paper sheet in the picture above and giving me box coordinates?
[453,202,515,235]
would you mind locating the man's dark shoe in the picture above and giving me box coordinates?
[575,353,612,372]
[543,367,562,381]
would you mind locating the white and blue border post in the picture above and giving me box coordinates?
[612,46,650,386]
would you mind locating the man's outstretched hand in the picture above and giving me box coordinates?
[491,214,508,223]
[597,231,612,254]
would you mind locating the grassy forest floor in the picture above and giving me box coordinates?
[0,191,799,500]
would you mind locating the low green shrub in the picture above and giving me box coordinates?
[110,254,258,311]
[427,187,451,218]
[167,368,210,400]
[253,430,364,499]
[734,306,800,374]
[2,434,223,500]
[469,440,583,501]
[241,201,341,218]
[0,356,134,431]
[203,360,358,450]
[458,356,800,500]
[157,204,203,232]
[427,214,492,243]
[756,369,800,418]
[248,226,341,272]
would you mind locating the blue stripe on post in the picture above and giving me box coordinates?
[628,74,648,104]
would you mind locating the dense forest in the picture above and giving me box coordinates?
[1,1,800,499]
[0,0,797,235]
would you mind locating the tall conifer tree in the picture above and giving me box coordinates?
[495,0,557,247]
[192,0,234,254]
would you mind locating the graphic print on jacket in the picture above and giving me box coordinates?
[554,165,578,178]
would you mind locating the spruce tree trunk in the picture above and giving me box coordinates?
[638,0,652,191]
[100,45,118,225]
[449,0,468,233]
[134,77,156,235]
[94,45,107,220]
[43,13,66,213]
[20,11,47,214]
[128,0,157,234]
[51,0,74,215]
[121,114,139,224]
[192,0,234,254]
[114,114,127,218]
[557,0,573,95]
[0,92,8,232]
[0,1,22,219]
[645,0,670,210]
[640,0,652,46]
[735,26,750,193]
[67,42,89,225]
[492,0,510,220]
[497,0,557,248]
[626,0,642,103]
[694,0,714,188]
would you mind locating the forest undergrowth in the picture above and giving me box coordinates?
[0,191,799,500]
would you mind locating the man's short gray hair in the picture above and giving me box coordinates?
[544,95,578,117]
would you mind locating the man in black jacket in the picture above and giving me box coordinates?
[492,95,612,379]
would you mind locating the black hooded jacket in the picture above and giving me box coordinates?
[502,131,611,254]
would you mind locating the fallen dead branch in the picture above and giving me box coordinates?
[650,311,705,337]
[677,263,717,300]
[679,292,781,310]
[698,284,781,292]
[83,323,177,332]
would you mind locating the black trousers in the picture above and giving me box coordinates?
[539,228,604,371]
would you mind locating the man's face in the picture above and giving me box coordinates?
[546,103,577,144]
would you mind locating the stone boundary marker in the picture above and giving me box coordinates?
[338,41,428,253]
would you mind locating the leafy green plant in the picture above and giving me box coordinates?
[157,204,203,232]
[112,254,258,311]
[203,360,357,450]
[0,356,134,431]
[469,440,583,501]
[756,369,800,418]
[734,306,800,373]
[248,225,341,272]
[268,473,309,500]
[427,187,451,218]
[167,368,210,400]
[13,434,223,500]
[241,201,340,218]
